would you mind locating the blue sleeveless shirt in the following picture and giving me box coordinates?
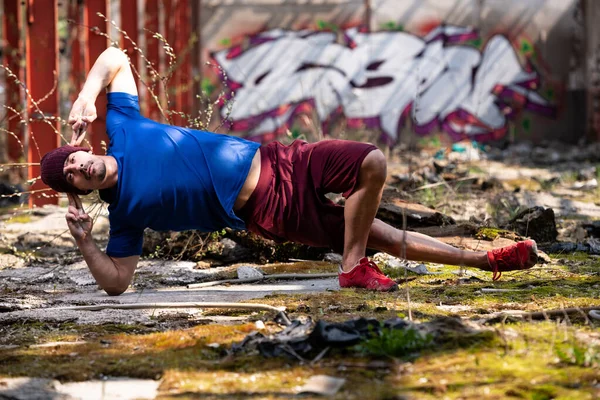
[99,92,260,258]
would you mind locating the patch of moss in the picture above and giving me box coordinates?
[475,227,519,241]
[4,214,33,224]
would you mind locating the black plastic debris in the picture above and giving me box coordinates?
[544,238,600,255]
[232,316,489,360]
[231,317,416,359]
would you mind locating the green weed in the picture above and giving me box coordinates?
[555,340,599,368]
[358,327,433,358]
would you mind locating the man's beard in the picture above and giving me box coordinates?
[95,161,107,181]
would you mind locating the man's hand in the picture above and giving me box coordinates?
[68,95,97,146]
[66,193,93,242]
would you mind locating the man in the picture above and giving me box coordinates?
[41,47,538,296]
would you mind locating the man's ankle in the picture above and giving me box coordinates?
[341,256,363,273]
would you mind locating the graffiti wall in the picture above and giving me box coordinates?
[199,0,583,145]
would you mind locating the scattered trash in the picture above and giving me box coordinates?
[298,375,346,396]
[570,178,598,191]
[255,320,266,330]
[447,140,484,162]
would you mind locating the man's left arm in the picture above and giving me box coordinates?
[69,46,138,146]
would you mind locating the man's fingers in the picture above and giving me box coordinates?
[67,193,76,207]
[74,195,84,211]
[67,193,84,214]
[65,213,79,225]
[72,120,83,133]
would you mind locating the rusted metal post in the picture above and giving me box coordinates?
[25,0,60,207]
[174,0,191,125]
[163,0,177,123]
[69,0,83,103]
[2,0,23,162]
[83,0,109,154]
[120,0,138,83]
[584,0,600,141]
[144,0,161,121]
[191,0,201,115]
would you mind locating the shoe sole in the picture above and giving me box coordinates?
[339,282,399,292]
[525,240,539,269]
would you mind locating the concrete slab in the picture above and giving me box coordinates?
[61,278,338,303]
[0,278,339,325]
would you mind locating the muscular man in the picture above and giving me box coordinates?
[40,47,538,295]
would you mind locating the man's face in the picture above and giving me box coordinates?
[63,151,107,191]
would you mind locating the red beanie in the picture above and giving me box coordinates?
[40,145,91,195]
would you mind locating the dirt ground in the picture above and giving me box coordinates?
[1,141,599,399]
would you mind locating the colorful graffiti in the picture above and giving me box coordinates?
[211,25,556,143]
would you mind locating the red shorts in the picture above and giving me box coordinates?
[237,140,377,253]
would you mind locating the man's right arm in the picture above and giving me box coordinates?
[76,234,138,296]
[66,194,138,296]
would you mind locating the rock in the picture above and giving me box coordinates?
[377,189,455,228]
[324,253,343,264]
[544,239,600,255]
[195,260,211,269]
[372,253,431,275]
[508,206,558,243]
[236,265,264,280]
[210,238,252,263]
[583,220,600,238]
[480,177,504,191]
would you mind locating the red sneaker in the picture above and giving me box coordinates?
[339,257,399,292]
[487,239,538,281]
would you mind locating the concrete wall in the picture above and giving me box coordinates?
[198,0,584,145]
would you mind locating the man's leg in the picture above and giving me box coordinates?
[367,218,489,268]
[338,146,537,286]
[341,149,387,271]
[366,218,538,281]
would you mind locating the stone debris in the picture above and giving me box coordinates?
[299,375,346,396]
[372,253,433,275]
[0,377,160,400]
[237,265,264,280]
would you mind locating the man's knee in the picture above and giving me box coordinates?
[360,149,387,185]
